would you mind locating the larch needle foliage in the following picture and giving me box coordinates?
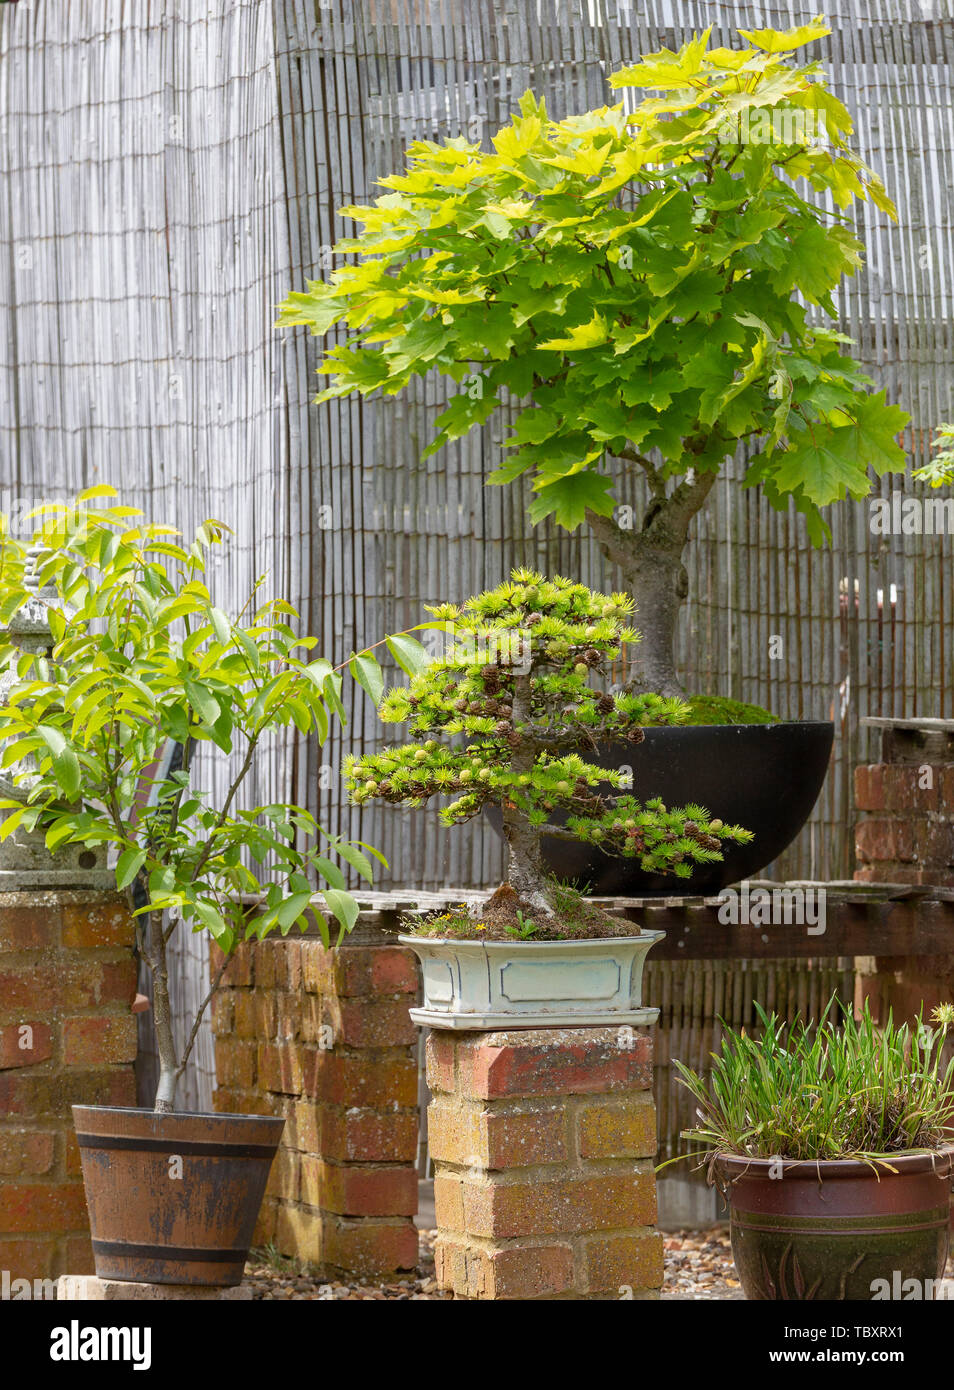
[278,17,908,694]
[344,569,752,922]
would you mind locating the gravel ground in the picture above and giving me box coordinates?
[245,1227,738,1300]
[245,1229,452,1301]
[245,1228,954,1300]
[661,1228,741,1300]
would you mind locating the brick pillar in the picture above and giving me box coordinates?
[0,890,138,1285]
[854,763,954,889]
[854,726,954,1026]
[211,918,420,1279]
[425,1026,663,1301]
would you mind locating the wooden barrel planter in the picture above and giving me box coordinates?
[74,1105,284,1286]
[715,1149,954,1301]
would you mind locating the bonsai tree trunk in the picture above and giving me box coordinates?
[587,469,716,697]
[502,802,555,917]
[503,669,558,916]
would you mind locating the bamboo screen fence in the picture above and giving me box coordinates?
[1,0,952,1113]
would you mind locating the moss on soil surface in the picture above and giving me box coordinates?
[403,881,637,941]
[685,695,778,726]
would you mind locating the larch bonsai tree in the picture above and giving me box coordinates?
[278,15,909,696]
[0,492,406,1112]
[344,569,752,933]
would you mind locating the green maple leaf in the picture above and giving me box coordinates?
[769,392,908,508]
[770,222,861,307]
[508,407,563,447]
[641,413,692,459]
[620,367,684,410]
[425,387,498,455]
[764,436,864,508]
[501,285,569,327]
[275,286,347,334]
[386,315,454,370]
[527,472,616,529]
[314,347,393,402]
[610,28,713,92]
[539,312,609,353]
[580,398,635,442]
[737,16,830,53]
[838,391,909,477]
[912,424,954,488]
[486,447,539,486]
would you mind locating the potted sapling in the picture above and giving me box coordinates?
[345,570,752,1028]
[0,492,393,1286]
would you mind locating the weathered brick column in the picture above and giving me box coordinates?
[211,915,420,1278]
[0,890,138,1285]
[426,1026,663,1300]
[854,724,954,889]
[854,719,954,1025]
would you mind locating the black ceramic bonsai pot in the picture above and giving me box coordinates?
[715,1149,954,1301]
[486,721,833,896]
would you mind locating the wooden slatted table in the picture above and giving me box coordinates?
[345,882,954,960]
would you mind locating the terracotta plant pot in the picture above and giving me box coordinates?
[715,1149,954,1301]
[73,1105,284,1286]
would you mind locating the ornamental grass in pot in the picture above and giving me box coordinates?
[345,569,751,1028]
[0,493,390,1286]
[673,1000,954,1301]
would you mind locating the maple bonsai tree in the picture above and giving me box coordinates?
[344,570,751,934]
[278,16,909,695]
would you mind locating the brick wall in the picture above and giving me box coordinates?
[0,890,138,1284]
[426,1026,663,1300]
[855,763,954,887]
[855,736,954,1029]
[210,926,420,1278]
